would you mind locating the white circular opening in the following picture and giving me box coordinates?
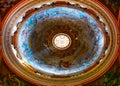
[52,33,71,50]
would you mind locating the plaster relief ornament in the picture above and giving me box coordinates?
[2,0,119,85]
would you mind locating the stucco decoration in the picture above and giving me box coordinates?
[2,0,119,85]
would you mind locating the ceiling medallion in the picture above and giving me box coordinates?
[2,0,119,85]
[52,33,71,50]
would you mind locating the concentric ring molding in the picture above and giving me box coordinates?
[2,0,119,85]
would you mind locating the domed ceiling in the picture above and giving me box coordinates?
[1,0,119,85]
[18,6,104,75]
